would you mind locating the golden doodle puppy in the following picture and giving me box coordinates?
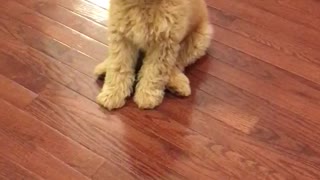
[94,0,213,110]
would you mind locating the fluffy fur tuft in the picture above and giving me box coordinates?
[95,0,213,110]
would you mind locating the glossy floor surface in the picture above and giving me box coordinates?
[1,0,320,179]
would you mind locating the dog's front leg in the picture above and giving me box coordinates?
[96,34,138,110]
[134,43,179,109]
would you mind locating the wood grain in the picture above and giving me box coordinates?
[0,98,105,176]
[0,0,320,179]
[0,99,89,180]
[26,82,228,180]
[0,1,107,60]
[14,0,108,44]
[0,154,42,180]
[0,74,37,108]
[206,0,320,48]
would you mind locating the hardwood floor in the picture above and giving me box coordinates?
[0,0,320,179]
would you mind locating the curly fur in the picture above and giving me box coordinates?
[95,0,213,110]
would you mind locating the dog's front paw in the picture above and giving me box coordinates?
[134,89,164,109]
[97,89,126,110]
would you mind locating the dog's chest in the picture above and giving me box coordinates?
[115,7,174,48]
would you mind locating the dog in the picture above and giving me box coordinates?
[94,0,213,110]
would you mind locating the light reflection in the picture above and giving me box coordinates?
[86,0,110,10]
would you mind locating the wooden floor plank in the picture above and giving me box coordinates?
[0,15,98,77]
[0,0,320,179]
[187,70,320,160]
[14,0,108,44]
[276,0,320,18]
[207,41,320,115]
[84,0,109,9]
[0,74,37,109]
[1,0,318,177]
[118,103,319,179]
[23,71,320,179]
[0,175,7,180]
[0,36,99,99]
[206,0,320,48]
[0,98,105,176]
[196,56,320,122]
[0,54,49,94]
[209,7,320,67]
[0,1,107,61]
[209,41,320,97]
[160,74,320,176]
[13,0,110,28]
[0,99,90,180]
[54,0,108,24]
[92,160,141,180]
[238,0,320,32]
[2,13,316,178]
[25,82,231,180]
[211,25,320,85]
[0,154,42,180]
[18,55,318,179]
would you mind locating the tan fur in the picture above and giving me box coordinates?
[95,0,213,110]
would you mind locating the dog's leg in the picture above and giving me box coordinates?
[167,22,213,96]
[96,34,138,110]
[166,66,191,96]
[94,60,108,77]
[134,43,179,109]
[178,22,213,69]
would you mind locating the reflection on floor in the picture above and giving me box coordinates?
[0,0,320,179]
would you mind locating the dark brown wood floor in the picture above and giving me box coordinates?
[0,0,320,179]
